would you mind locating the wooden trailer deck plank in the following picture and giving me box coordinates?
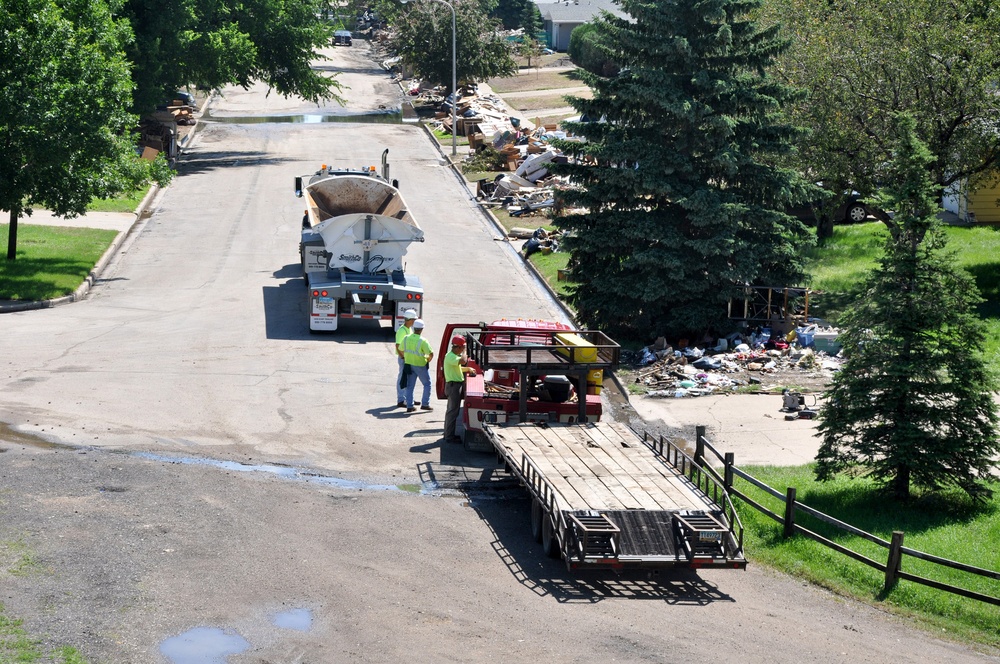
[599,423,716,511]
[492,427,611,509]
[568,422,714,511]
[541,429,647,511]
[490,422,716,513]
[546,426,662,511]
[562,425,680,511]
[527,426,632,509]
[583,424,704,510]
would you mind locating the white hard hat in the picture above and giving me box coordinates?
[413,319,425,330]
[403,309,417,320]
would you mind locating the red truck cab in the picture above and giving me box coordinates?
[435,319,610,446]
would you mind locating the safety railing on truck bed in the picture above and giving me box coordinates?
[465,329,620,371]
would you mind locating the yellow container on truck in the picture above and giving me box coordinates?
[554,333,603,394]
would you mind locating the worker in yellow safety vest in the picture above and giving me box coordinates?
[401,319,433,413]
[395,309,417,407]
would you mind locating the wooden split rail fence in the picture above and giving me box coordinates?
[640,425,1000,607]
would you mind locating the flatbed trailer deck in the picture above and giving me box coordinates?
[486,420,747,571]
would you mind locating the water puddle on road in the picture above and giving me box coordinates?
[132,452,403,493]
[160,627,250,663]
[201,111,403,124]
[272,607,313,632]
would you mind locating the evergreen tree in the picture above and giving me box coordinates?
[520,2,544,42]
[816,115,999,501]
[549,0,814,340]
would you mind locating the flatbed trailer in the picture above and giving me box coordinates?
[460,322,746,571]
[486,420,747,571]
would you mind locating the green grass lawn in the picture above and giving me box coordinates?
[506,92,587,112]
[803,221,1000,368]
[0,225,118,301]
[487,69,584,94]
[86,186,148,213]
[735,465,1000,648]
[430,127,469,148]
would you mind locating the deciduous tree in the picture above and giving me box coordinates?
[389,0,516,92]
[764,0,1000,239]
[123,0,342,113]
[816,115,999,500]
[0,0,157,261]
[550,0,814,340]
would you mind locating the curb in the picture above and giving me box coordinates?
[414,114,632,405]
[0,102,206,314]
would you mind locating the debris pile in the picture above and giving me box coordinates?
[632,328,843,398]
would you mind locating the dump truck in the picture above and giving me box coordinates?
[435,319,747,572]
[296,150,424,332]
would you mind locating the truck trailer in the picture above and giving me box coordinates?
[296,150,424,332]
[436,319,747,572]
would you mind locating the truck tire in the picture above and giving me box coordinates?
[542,516,561,559]
[530,500,543,543]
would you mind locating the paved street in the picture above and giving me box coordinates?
[1,42,995,664]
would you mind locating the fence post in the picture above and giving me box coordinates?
[695,425,706,467]
[885,531,905,591]
[783,487,797,539]
[724,452,734,490]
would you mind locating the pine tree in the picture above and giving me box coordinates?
[549,0,813,340]
[520,2,544,43]
[816,115,999,501]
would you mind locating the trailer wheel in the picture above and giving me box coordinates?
[542,517,561,559]
[530,500,543,543]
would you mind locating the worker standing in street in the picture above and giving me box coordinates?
[395,309,418,407]
[402,319,434,413]
[443,335,476,443]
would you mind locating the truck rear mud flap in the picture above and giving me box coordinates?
[563,510,747,570]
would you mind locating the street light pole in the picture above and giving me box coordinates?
[400,0,457,156]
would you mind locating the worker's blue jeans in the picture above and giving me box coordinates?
[405,365,431,408]
[396,356,407,403]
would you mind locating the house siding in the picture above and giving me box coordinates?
[966,173,1000,224]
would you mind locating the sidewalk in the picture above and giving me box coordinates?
[19,209,137,232]
[629,392,824,467]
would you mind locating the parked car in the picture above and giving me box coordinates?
[172,91,197,108]
[787,191,880,224]
[333,30,353,46]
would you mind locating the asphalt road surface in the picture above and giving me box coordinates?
[1,43,997,663]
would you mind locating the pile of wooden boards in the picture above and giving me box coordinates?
[167,101,196,126]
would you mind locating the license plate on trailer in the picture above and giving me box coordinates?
[315,298,334,310]
[699,531,723,543]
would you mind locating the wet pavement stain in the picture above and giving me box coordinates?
[160,627,250,663]
[201,111,402,124]
[272,608,313,632]
[0,422,77,450]
[133,452,404,493]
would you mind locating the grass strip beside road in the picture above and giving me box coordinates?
[0,225,118,301]
[86,187,147,214]
[736,465,1000,649]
